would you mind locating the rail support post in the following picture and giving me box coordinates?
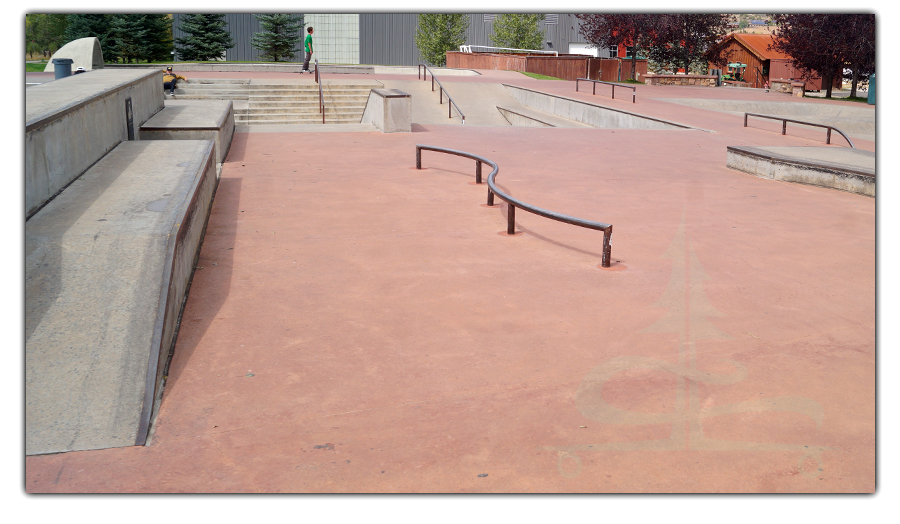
[487,188,494,206]
[507,204,516,235]
[476,161,482,184]
[612,85,615,100]
[826,128,832,145]
[782,120,787,135]
[601,227,612,268]
[416,147,421,169]
[593,82,596,95]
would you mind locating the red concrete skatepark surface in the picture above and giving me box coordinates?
[24,69,876,495]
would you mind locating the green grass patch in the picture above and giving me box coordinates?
[520,71,565,81]
[621,79,643,84]
[26,63,47,72]
[803,94,871,103]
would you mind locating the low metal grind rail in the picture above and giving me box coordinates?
[415,145,613,268]
[743,113,855,148]
[575,78,636,104]
[418,64,466,124]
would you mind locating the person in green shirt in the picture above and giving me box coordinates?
[302,26,314,73]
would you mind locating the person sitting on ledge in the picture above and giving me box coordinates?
[163,66,186,96]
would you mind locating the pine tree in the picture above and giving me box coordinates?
[414,14,469,67]
[142,14,174,62]
[65,14,117,62]
[490,14,545,51]
[251,14,304,62]
[175,14,235,61]
[109,14,148,63]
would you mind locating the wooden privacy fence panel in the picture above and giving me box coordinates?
[524,56,590,81]
[446,51,527,71]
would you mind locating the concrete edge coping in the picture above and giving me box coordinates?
[137,139,218,445]
[501,83,701,131]
[26,69,160,132]
[371,88,411,98]
[726,145,875,178]
[140,100,234,131]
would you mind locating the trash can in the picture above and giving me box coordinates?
[867,73,875,105]
[52,58,74,79]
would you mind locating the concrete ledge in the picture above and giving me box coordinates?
[140,100,235,164]
[644,74,717,87]
[26,140,218,454]
[26,69,164,219]
[503,83,694,130]
[726,145,874,197]
[361,89,411,132]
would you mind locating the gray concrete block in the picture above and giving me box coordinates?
[726,146,874,197]
[26,140,218,455]
[361,89,410,132]
[26,69,164,218]
[140,100,235,163]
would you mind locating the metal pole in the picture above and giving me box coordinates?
[440,88,443,104]
[416,147,422,169]
[632,88,635,104]
[826,128,832,144]
[744,114,748,127]
[601,227,612,268]
[507,204,516,235]
[476,161,482,184]
[487,189,494,206]
[612,85,615,100]
[782,120,787,135]
[593,82,596,95]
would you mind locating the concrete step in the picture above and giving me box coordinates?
[238,116,363,125]
[238,111,362,122]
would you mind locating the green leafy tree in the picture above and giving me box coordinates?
[175,14,235,61]
[491,14,545,51]
[646,14,730,75]
[251,14,304,62]
[414,14,469,67]
[770,14,874,99]
[25,14,68,58]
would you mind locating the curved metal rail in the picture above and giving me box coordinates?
[315,59,324,124]
[575,78,636,103]
[415,144,613,268]
[417,64,466,124]
[743,113,855,148]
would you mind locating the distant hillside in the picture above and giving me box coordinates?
[727,13,775,34]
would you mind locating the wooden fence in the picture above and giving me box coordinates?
[446,52,647,83]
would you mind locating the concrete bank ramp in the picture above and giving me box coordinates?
[377,79,593,127]
[504,84,695,130]
[26,140,218,455]
[656,98,875,141]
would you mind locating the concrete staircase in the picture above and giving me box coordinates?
[173,79,372,125]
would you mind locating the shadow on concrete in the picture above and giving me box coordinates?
[25,150,134,342]
[159,176,241,396]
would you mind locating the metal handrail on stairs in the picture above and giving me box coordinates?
[417,64,466,124]
[315,59,324,124]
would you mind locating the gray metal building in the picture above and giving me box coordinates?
[171,14,600,66]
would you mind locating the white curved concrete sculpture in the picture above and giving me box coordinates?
[44,37,104,72]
